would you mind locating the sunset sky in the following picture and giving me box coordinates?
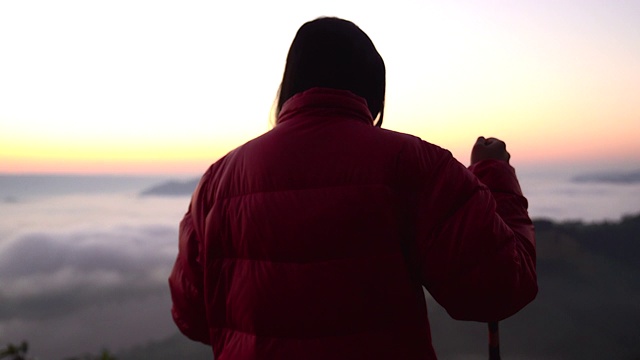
[1,0,638,175]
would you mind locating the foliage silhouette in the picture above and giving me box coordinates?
[0,342,30,360]
[0,342,117,360]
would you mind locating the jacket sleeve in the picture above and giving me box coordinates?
[407,145,537,322]
[168,184,211,344]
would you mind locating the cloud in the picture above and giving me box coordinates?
[0,224,178,321]
[0,193,190,358]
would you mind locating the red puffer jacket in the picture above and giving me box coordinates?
[169,87,537,359]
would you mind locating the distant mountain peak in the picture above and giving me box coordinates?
[140,178,199,196]
[572,169,640,184]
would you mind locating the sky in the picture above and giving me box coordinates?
[1,0,639,175]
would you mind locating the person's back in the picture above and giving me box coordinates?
[169,17,537,360]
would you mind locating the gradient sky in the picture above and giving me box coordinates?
[1,0,639,175]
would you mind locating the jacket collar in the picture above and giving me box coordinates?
[276,87,374,126]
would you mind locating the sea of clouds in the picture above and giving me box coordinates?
[1,168,639,358]
[0,193,190,358]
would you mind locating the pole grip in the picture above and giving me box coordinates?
[488,321,501,360]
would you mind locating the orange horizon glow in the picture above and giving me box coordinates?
[3,133,638,176]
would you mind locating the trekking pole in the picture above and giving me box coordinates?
[488,321,501,360]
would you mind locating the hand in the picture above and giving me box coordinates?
[470,136,510,165]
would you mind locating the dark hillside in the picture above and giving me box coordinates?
[116,333,211,360]
[427,216,640,359]
[114,215,640,359]
[544,214,640,268]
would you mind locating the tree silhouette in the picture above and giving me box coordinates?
[0,342,117,360]
[0,342,30,360]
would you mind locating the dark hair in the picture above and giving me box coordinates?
[276,17,386,127]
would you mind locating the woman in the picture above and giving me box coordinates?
[169,17,537,360]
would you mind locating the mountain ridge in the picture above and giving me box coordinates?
[111,214,640,359]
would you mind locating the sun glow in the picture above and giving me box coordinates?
[1,1,639,174]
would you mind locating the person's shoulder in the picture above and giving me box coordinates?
[377,127,452,160]
[203,132,268,172]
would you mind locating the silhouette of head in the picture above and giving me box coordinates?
[276,17,386,127]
